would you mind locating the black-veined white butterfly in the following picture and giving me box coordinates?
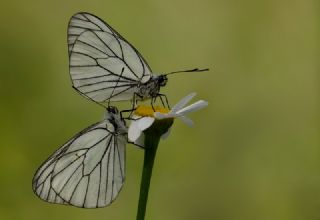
[32,106,128,208]
[68,12,208,107]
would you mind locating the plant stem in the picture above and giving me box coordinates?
[136,132,160,220]
[136,119,173,220]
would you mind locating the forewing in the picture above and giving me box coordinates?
[32,120,126,208]
[68,12,152,103]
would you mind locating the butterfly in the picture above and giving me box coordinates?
[68,12,208,108]
[32,106,128,208]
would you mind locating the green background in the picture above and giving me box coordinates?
[0,0,318,219]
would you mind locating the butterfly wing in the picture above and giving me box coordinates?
[68,12,152,103]
[32,120,126,208]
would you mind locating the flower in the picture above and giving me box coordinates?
[128,93,208,146]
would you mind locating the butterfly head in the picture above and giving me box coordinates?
[107,106,119,115]
[106,106,121,121]
[157,75,168,87]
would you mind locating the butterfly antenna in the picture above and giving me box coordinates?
[164,68,209,76]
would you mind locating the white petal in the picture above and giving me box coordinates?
[132,115,141,120]
[171,92,197,113]
[161,128,171,139]
[134,133,145,147]
[138,117,155,131]
[178,115,194,126]
[154,112,177,119]
[176,100,208,115]
[154,112,165,119]
[128,120,142,142]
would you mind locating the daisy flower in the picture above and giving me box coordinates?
[128,92,208,146]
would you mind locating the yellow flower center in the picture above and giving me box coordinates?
[134,105,170,117]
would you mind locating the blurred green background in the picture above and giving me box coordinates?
[0,0,318,219]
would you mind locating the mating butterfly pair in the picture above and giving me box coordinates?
[32,12,207,208]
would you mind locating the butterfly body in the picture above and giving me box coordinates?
[135,74,168,100]
[105,106,127,133]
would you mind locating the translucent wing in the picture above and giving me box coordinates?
[68,12,152,103]
[32,120,126,208]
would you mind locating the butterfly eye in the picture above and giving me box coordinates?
[158,75,168,86]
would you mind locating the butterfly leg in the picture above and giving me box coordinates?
[157,93,170,109]
[127,140,145,149]
[127,93,143,118]
[150,95,159,108]
[150,97,156,111]
[158,95,166,108]
[133,92,144,106]
[120,108,137,120]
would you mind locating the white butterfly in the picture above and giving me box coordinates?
[68,12,208,107]
[32,107,128,208]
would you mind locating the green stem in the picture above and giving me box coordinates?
[136,133,160,220]
[136,119,173,220]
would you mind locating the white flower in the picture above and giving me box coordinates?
[128,93,208,146]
